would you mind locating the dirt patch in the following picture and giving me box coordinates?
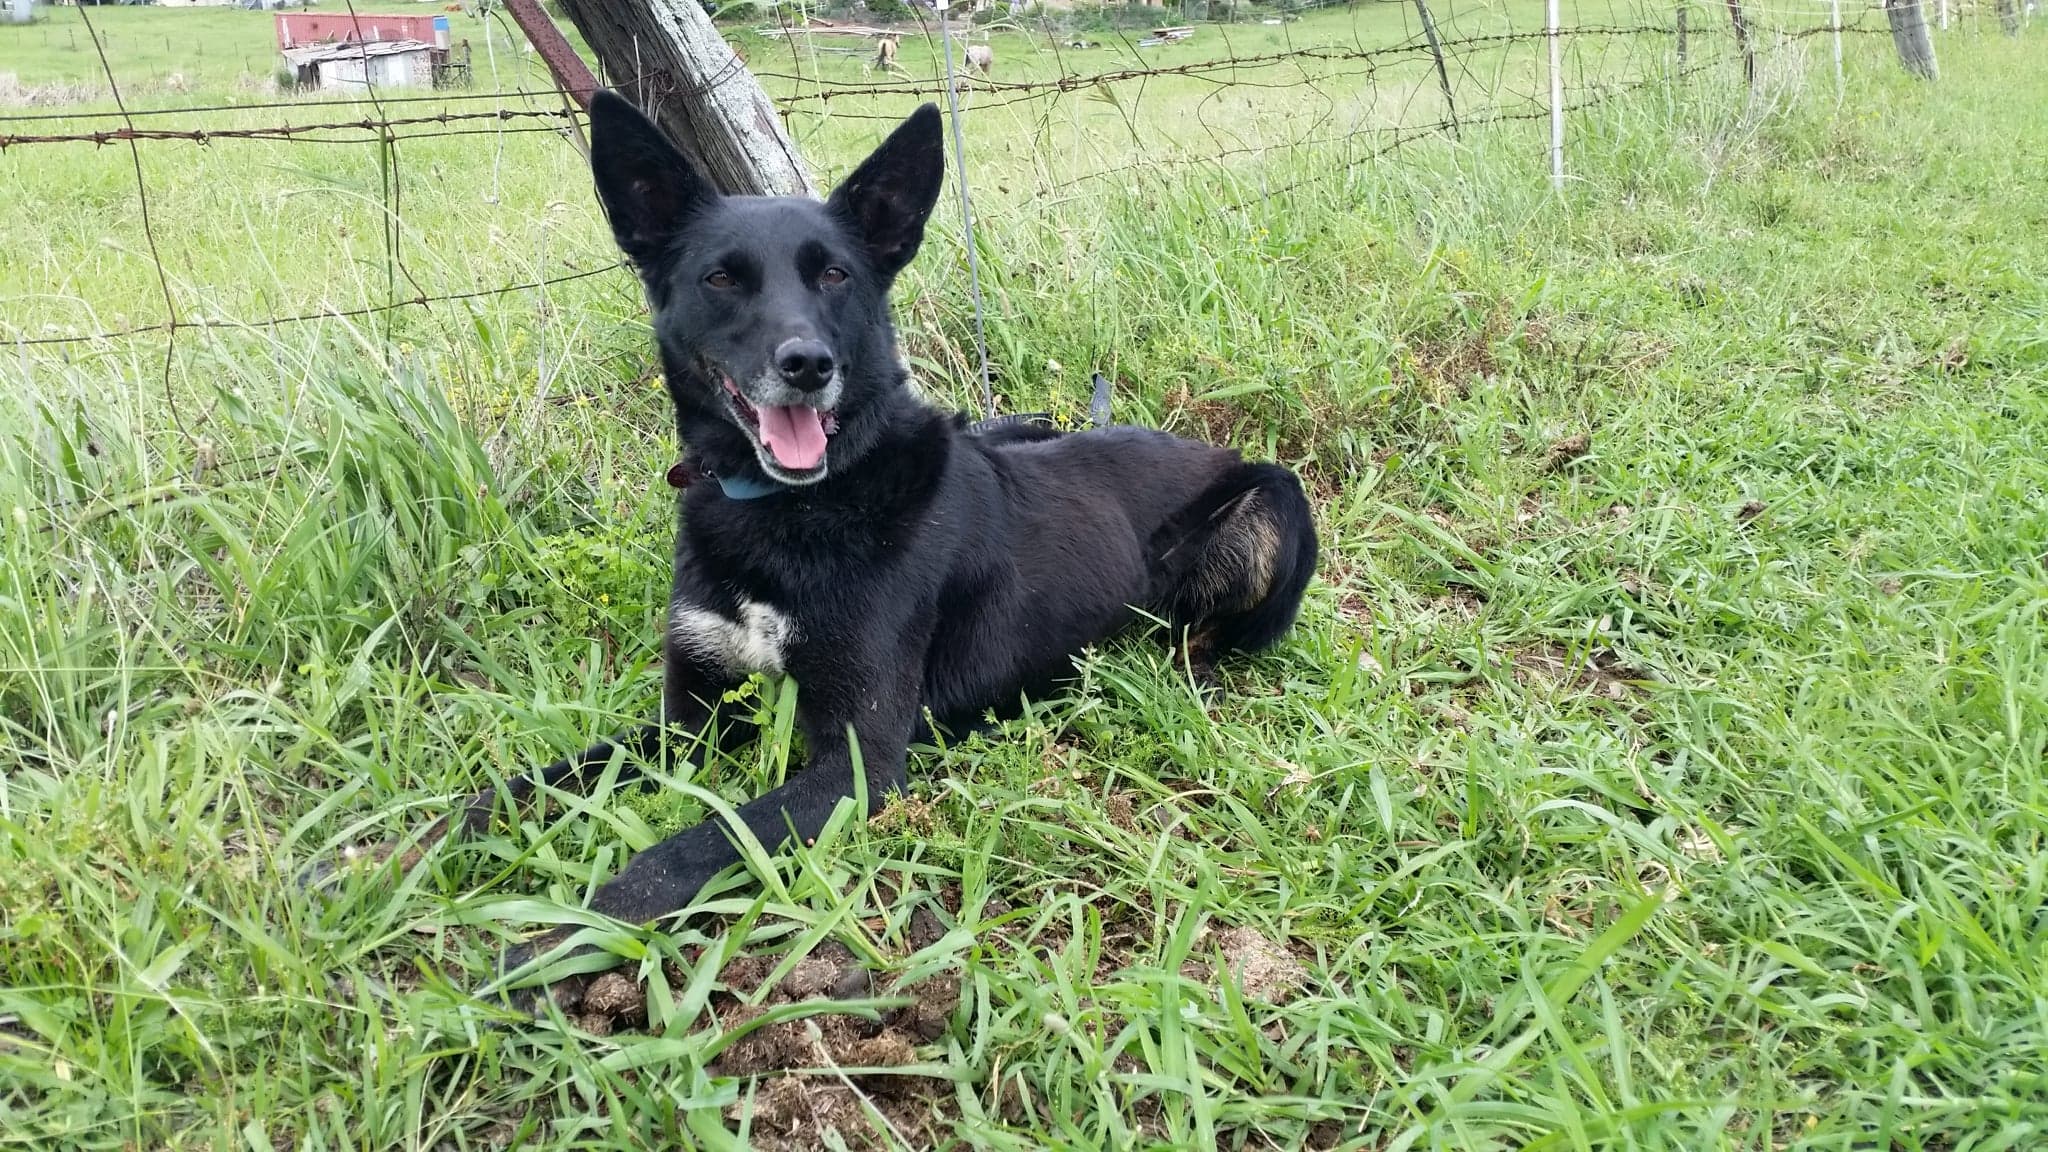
[1106,790,1138,830]
[871,794,940,837]
[1427,587,1486,621]
[543,909,963,1148]
[1935,335,1970,375]
[726,1071,949,1150]
[1543,432,1592,473]
[708,954,960,1149]
[1163,380,1251,448]
[1395,298,1654,404]
[1308,468,1355,512]
[1510,646,1651,701]
[1201,926,1308,1005]
[579,971,646,1022]
[1336,587,1376,626]
[1399,318,1504,403]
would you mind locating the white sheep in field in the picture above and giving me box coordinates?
[965,44,994,76]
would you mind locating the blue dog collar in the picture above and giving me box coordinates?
[715,472,786,501]
[665,459,786,500]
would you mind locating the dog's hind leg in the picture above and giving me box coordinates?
[1149,462,1318,684]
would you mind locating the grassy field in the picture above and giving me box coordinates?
[0,4,594,91]
[4,1,2048,1148]
[0,0,1815,350]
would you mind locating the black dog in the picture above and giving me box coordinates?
[450,91,1318,1007]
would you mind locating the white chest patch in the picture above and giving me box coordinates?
[669,597,796,675]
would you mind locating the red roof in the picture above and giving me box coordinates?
[275,13,448,51]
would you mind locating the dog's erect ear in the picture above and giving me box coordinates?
[588,90,716,266]
[825,103,946,282]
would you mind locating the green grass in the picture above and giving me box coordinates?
[0,4,595,91]
[5,5,2048,1150]
[0,6,280,89]
[0,0,1789,354]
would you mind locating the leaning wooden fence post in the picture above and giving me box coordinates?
[1724,0,1757,97]
[1547,0,1564,191]
[1996,0,2020,34]
[551,0,814,197]
[1886,0,1939,77]
[1413,0,1459,137]
[1676,5,1689,71]
[502,0,594,159]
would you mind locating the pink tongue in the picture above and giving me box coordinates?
[757,404,828,471]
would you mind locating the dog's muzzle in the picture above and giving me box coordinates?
[720,372,842,481]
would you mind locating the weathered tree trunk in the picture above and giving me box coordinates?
[1996,0,2020,35]
[552,0,814,198]
[1886,0,1939,78]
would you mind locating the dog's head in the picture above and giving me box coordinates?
[588,91,945,487]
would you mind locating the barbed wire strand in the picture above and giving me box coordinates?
[0,22,1892,149]
[6,19,1891,353]
[69,0,191,448]
[3,10,1932,527]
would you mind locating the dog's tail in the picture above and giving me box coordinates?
[1218,463,1318,654]
[1150,461,1318,656]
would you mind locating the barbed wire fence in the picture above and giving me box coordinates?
[0,0,2009,458]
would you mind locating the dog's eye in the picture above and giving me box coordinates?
[819,266,849,287]
[704,269,737,289]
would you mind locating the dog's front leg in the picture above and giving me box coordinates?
[312,643,743,896]
[445,650,744,846]
[576,654,923,928]
[497,650,926,1011]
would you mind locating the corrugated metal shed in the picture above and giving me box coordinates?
[275,13,450,51]
[281,38,436,91]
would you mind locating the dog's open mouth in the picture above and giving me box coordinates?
[720,377,840,479]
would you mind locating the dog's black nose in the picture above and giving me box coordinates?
[773,338,837,393]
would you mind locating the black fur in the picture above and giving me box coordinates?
[476,91,1318,1008]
